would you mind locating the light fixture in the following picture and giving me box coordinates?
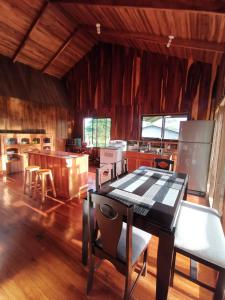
[166,35,174,48]
[96,23,101,35]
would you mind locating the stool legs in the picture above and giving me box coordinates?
[34,173,39,200]
[49,171,56,198]
[28,171,32,196]
[23,170,28,194]
[24,168,39,197]
[41,174,46,203]
[33,170,56,202]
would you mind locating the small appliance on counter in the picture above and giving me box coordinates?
[65,138,81,147]
[100,143,125,175]
[127,140,139,151]
[108,140,127,151]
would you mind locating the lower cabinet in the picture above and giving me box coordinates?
[138,159,154,168]
[127,157,138,172]
[125,151,169,172]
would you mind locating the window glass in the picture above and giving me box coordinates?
[164,116,187,139]
[141,116,163,139]
[141,115,187,140]
[84,118,93,145]
[84,118,111,147]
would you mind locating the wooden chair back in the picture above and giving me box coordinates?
[96,163,115,191]
[89,193,133,265]
[154,158,174,171]
[86,191,150,298]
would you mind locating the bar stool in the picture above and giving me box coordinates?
[24,166,40,196]
[34,169,56,202]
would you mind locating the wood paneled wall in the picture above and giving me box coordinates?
[0,55,70,149]
[0,54,68,106]
[0,96,69,138]
[66,43,217,140]
[213,53,225,110]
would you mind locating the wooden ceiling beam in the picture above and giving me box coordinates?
[12,1,48,63]
[49,0,225,14]
[84,26,225,54]
[42,27,80,72]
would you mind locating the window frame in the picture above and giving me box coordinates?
[83,117,111,147]
[141,113,189,141]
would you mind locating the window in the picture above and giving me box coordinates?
[141,115,187,140]
[84,118,111,147]
[142,116,163,139]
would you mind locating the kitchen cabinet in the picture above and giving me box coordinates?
[125,151,170,172]
[28,151,88,200]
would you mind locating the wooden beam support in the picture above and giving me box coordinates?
[42,27,80,72]
[12,1,49,63]
[84,26,225,53]
[49,0,225,14]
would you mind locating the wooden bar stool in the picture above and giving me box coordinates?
[24,166,40,197]
[34,169,56,203]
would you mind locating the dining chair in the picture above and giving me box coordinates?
[154,158,174,171]
[96,163,115,191]
[170,201,225,300]
[115,158,128,179]
[87,192,151,299]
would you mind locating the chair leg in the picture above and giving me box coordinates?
[170,250,176,287]
[142,247,148,276]
[214,269,225,300]
[87,255,95,295]
[124,273,132,300]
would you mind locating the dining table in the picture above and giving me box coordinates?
[82,166,188,300]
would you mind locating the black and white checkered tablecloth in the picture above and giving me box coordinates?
[108,167,184,209]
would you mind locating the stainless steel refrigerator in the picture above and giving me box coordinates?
[176,120,214,194]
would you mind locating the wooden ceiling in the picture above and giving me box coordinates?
[0,0,225,78]
[0,0,95,78]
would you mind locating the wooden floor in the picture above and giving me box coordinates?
[0,171,216,300]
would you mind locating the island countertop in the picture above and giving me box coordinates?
[28,151,89,200]
[27,150,88,159]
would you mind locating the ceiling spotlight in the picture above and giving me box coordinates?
[96,23,101,35]
[166,35,174,48]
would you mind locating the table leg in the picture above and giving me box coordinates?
[156,232,174,300]
[82,198,89,265]
[183,184,188,200]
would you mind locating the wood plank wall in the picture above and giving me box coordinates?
[66,43,217,140]
[0,54,68,105]
[0,55,70,150]
[0,97,69,150]
[213,53,225,110]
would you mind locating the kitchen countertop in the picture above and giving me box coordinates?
[27,150,88,159]
[126,149,173,155]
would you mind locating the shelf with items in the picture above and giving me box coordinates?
[0,133,55,174]
[32,137,40,144]
[127,139,178,154]
[42,136,54,151]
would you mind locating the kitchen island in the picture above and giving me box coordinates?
[28,150,89,200]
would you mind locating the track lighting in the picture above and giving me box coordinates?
[96,23,101,35]
[166,35,174,48]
